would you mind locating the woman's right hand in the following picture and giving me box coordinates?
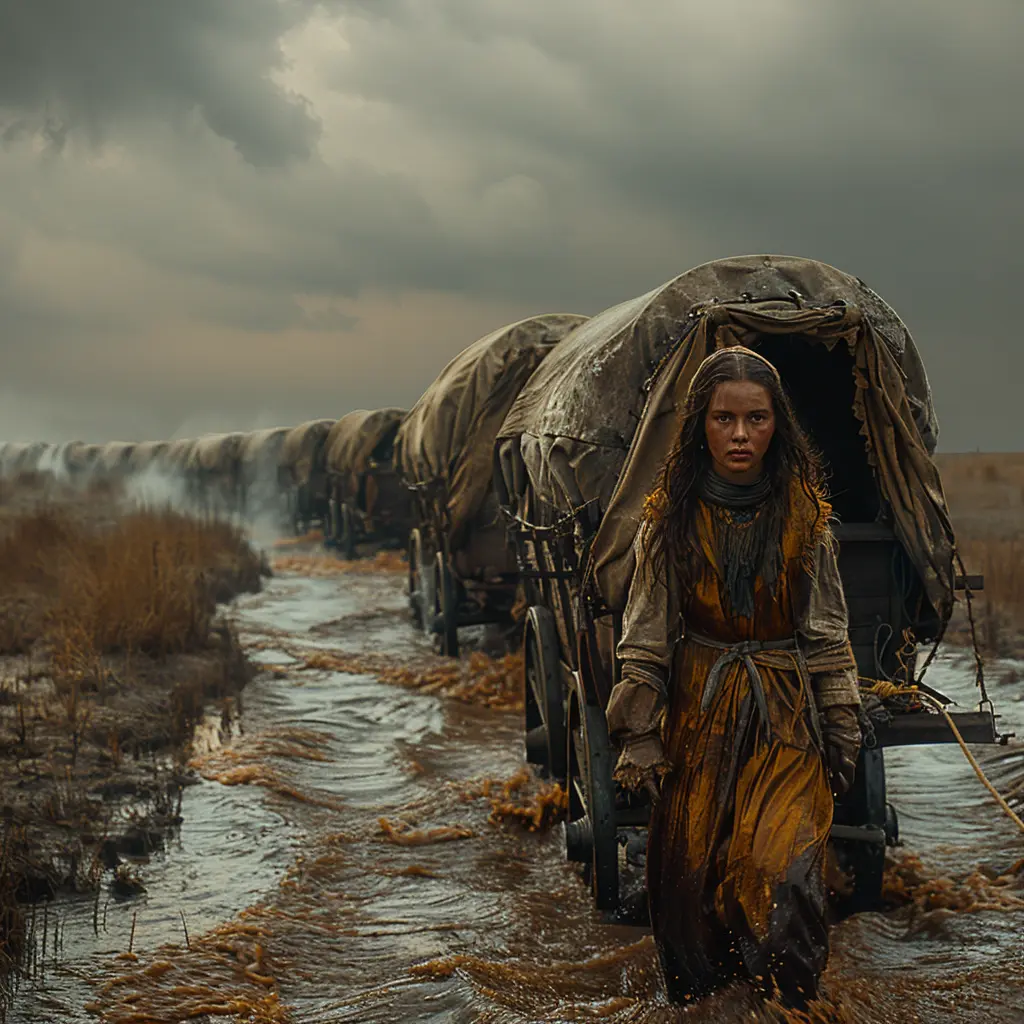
[612,734,670,803]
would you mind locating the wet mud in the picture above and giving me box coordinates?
[4,554,1024,1023]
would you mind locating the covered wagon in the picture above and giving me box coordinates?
[396,313,588,656]
[495,254,997,914]
[323,408,411,559]
[62,442,103,482]
[238,427,290,523]
[184,433,246,517]
[127,441,170,475]
[161,438,197,478]
[0,442,48,478]
[94,441,137,482]
[278,419,336,535]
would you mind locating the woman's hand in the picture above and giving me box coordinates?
[613,734,670,804]
[821,704,861,799]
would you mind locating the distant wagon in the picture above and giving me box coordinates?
[94,441,138,482]
[396,313,589,657]
[495,254,997,915]
[127,441,170,475]
[185,433,246,517]
[62,442,104,482]
[0,442,48,477]
[278,419,336,535]
[161,438,197,479]
[238,427,290,523]
[323,408,412,559]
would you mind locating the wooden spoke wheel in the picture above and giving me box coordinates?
[433,551,460,658]
[324,497,339,549]
[339,503,357,560]
[564,684,619,911]
[832,747,892,916]
[407,529,434,632]
[523,606,567,782]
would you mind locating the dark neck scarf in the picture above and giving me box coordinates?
[696,470,782,620]
[698,470,771,510]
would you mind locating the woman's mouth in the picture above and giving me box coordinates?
[727,449,752,461]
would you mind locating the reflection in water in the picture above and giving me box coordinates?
[6,569,1024,1023]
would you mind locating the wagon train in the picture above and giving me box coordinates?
[495,254,1000,916]
[396,313,589,656]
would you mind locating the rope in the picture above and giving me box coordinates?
[861,679,1024,836]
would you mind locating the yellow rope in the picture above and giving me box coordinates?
[860,679,1024,836]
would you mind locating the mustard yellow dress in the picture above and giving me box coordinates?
[606,482,860,1006]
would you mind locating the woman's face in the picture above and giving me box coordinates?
[704,380,776,483]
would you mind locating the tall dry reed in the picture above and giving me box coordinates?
[0,507,260,658]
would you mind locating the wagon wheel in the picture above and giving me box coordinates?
[339,503,357,560]
[290,491,305,536]
[564,684,619,910]
[323,496,338,549]
[523,606,567,782]
[832,747,890,915]
[433,551,461,658]
[407,529,432,631]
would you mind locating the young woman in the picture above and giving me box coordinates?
[605,346,862,1009]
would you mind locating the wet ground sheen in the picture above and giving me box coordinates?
[6,561,1024,1023]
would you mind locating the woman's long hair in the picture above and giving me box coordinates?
[644,345,824,592]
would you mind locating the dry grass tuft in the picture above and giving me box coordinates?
[935,454,1024,653]
[0,507,262,658]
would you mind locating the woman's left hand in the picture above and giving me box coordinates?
[821,704,862,799]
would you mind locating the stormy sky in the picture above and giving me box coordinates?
[0,1,1020,450]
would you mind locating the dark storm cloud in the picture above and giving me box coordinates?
[0,0,319,165]
[0,0,1020,448]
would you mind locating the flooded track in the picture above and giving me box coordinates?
[6,560,1024,1023]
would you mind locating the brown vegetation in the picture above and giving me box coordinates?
[936,453,1024,655]
[0,491,263,978]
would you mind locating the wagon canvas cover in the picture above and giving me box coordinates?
[497,255,951,623]
[187,433,245,474]
[325,408,405,483]
[279,419,336,486]
[128,441,169,472]
[397,314,588,556]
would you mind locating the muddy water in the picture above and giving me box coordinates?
[6,565,1024,1023]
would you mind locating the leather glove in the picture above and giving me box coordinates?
[612,734,670,805]
[821,704,861,799]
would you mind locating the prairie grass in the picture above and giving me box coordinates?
[0,507,261,657]
[936,453,1024,653]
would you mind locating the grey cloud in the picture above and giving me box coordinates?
[0,0,1020,450]
[0,0,319,165]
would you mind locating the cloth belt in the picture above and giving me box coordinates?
[687,632,823,748]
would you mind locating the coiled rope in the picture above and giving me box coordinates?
[862,678,1024,836]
